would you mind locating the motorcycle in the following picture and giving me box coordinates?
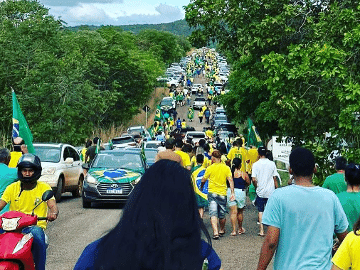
[0,190,54,270]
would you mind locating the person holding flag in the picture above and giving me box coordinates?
[191,154,208,218]
[85,137,104,164]
[188,107,194,122]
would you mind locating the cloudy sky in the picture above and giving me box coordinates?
[38,0,191,26]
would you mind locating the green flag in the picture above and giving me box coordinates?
[247,118,263,148]
[154,105,163,121]
[95,138,101,154]
[12,90,35,154]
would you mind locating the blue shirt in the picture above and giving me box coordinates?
[262,185,348,270]
[0,163,18,214]
[74,239,221,270]
[176,119,182,129]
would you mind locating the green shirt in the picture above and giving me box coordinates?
[337,192,360,232]
[322,173,347,194]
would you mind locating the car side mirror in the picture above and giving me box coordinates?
[64,157,74,164]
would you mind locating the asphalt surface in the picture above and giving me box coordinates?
[45,75,273,270]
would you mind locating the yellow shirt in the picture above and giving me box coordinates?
[246,148,259,173]
[2,181,54,229]
[205,130,214,139]
[332,231,360,270]
[204,163,232,196]
[227,147,248,172]
[174,150,191,168]
[9,152,22,168]
[191,156,210,168]
[181,121,187,129]
[198,111,204,117]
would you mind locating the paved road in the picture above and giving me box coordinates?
[45,76,273,269]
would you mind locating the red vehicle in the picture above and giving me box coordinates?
[0,191,53,270]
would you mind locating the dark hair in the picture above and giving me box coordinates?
[174,139,184,148]
[94,160,209,270]
[203,143,210,153]
[219,142,228,155]
[258,147,267,157]
[289,147,315,177]
[266,150,273,161]
[165,139,174,149]
[93,137,100,145]
[212,150,221,159]
[85,139,92,148]
[231,157,242,176]
[335,157,347,171]
[354,214,360,235]
[236,138,243,147]
[345,163,360,186]
[182,143,193,154]
[196,154,204,164]
[0,148,10,163]
[232,140,238,147]
[198,139,206,147]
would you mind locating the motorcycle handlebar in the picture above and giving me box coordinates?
[37,217,48,221]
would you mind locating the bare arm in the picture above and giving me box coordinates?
[0,200,7,212]
[47,199,58,222]
[252,177,258,189]
[256,226,280,270]
[331,265,342,270]
[335,231,348,243]
[273,176,279,189]
[243,172,251,186]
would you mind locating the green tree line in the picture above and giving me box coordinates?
[0,0,191,145]
[185,0,360,183]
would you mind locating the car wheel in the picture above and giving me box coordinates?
[72,175,84,198]
[55,176,63,202]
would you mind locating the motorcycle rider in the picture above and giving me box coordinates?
[0,153,58,270]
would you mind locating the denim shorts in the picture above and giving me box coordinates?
[208,192,227,219]
[255,196,268,212]
[227,188,246,209]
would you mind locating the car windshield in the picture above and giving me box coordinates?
[128,127,143,134]
[34,146,61,163]
[189,133,205,138]
[145,143,160,149]
[160,99,173,106]
[195,98,206,102]
[112,137,134,144]
[92,153,143,172]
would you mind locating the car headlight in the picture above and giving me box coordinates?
[85,174,98,184]
[131,176,142,185]
[42,167,56,175]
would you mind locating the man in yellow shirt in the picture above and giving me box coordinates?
[227,139,248,172]
[0,154,58,270]
[174,139,191,170]
[9,137,28,168]
[201,150,235,239]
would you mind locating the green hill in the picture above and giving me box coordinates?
[67,19,193,36]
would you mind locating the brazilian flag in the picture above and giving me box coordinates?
[247,118,263,148]
[154,105,163,121]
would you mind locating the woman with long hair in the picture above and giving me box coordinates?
[228,157,250,236]
[75,160,222,270]
[332,214,360,269]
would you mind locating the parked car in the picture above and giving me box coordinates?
[160,97,176,112]
[143,140,163,149]
[166,79,180,88]
[112,136,137,149]
[143,148,158,167]
[184,131,206,144]
[215,107,226,115]
[193,97,207,110]
[33,143,84,202]
[215,123,238,136]
[82,149,146,208]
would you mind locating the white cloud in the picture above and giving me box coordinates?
[40,0,121,7]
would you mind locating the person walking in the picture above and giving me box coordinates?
[336,163,360,232]
[188,107,194,122]
[176,117,182,130]
[251,146,278,236]
[256,147,348,270]
[201,150,235,239]
[323,156,347,194]
[204,108,211,124]
[228,158,250,236]
[198,110,204,124]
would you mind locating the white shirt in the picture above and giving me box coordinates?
[252,158,277,198]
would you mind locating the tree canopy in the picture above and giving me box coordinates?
[0,0,190,145]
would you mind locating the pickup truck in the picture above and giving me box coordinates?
[193,97,207,110]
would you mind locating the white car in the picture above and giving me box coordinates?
[193,97,207,110]
[191,84,203,95]
[184,131,206,144]
[112,136,138,149]
[166,79,180,88]
[33,143,84,202]
[127,126,152,141]
[143,140,164,149]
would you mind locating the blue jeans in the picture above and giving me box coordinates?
[0,226,46,270]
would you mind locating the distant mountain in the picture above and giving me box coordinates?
[67,20,194,37]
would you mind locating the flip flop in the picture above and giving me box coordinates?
[238,228,246,235]
[219,231,226,237]
[258,233,265,237]
[213,234,220,240]
[230,232,237,236]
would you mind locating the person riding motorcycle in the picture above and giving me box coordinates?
[0,153,58,270]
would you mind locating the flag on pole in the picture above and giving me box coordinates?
[247,118,263,148]
[95,138,101,154]
[12,89,35,154]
